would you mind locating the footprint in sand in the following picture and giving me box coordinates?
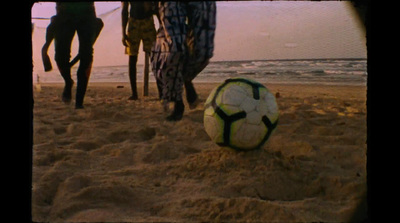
[106,127,156,144]
[72,140,101,151]
[66,123,84,136]
[107,130,132,143]
[142,141,179,163]
[53,125,67,135]
[107,127,157,143]
[137,127,156,141]
[59,174,92,194]
[50,178,143,220]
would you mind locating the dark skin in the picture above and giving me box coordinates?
[42,16,103,72]
[121,2,196,121]
[121,2,158,100]
[122,2,161,100]
[42,14,103,108]
[121,2,138,100]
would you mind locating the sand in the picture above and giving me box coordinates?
[32,81,367,222]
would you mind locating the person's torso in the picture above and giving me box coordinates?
[129,1,155,20]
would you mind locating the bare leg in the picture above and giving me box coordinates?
[166,99,184,121]
[143,52,150,97]
[184,80,199,109]
[128,55,138,100]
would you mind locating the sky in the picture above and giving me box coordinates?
[31,1,366,69]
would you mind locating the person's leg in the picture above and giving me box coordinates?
[69,18,103,68]
[75,56,92,109]
[54,17,75,103]
[156,79,163,100]
[128,55,138,100]
[184,80,198,109]
[156,2,188,121]
[141,17,156,97]
[143,51,150,97]
[150,27,166,100]
[183,2,217,109]
[184,2,216,78]
[166,99,184,121]
[42,16,57,72]
[125,18,142,100]
[75,17,96,109]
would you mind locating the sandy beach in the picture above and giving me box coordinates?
[32,81,367,222]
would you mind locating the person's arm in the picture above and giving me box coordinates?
[152,1,161,25]
[121,2,129,47]
[42,16,57,71]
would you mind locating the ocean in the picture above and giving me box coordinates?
[33,58,367,86]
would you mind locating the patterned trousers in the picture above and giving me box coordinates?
[151,2,216,102]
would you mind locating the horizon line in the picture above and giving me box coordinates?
[92,57,367,68]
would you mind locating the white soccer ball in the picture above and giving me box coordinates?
[204,77,279,151]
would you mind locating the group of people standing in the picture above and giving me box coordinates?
[42,2,216,121]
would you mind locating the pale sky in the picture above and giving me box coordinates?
[31,1,366,69]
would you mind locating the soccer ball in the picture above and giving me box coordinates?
[203,77,279,151]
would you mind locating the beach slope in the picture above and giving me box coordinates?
[32,82,367,222]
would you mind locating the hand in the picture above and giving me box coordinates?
[122,34,129,47]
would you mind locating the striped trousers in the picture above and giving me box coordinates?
[151,2,216,102]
